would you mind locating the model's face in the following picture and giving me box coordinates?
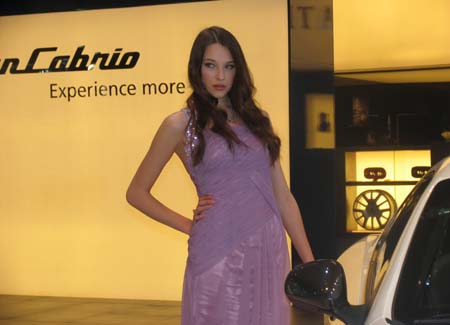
[201,43,236,100]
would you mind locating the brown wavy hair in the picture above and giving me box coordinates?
[187,26,280,166]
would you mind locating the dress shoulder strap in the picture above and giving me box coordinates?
[180,108,198,164]
[181,107,191,119]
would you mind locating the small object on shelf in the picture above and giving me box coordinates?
[441,131,450,143]
[364,167,386,181]
[411,166,430,178]
[352,189,397,230]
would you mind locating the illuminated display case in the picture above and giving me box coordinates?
[344,148,431,233]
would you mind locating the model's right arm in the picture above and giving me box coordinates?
[126,111,193,235]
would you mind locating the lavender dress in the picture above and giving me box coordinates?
[180,109,291,325]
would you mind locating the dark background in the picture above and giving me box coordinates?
[0,0,212,16]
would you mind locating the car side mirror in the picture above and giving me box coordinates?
[285,259,367,325]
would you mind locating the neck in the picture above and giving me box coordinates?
[217,96,231,110]
[216,97,238,122]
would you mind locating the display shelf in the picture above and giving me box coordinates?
[343,148,430,233]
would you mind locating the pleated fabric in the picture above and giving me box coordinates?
[180,109,291,325]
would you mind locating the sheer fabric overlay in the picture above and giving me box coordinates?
[180,108,290,325]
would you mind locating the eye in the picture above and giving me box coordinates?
[203,62,215,69]
[225,63,235,70]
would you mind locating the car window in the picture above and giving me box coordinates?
[364,171,435,304]
[394,179,450,322]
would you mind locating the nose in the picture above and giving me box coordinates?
[216,67,225,80]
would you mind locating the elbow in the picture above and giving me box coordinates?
[126,185,139,207]
[126,183,152,208]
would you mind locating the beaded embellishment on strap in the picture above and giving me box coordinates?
[181,108,199,165]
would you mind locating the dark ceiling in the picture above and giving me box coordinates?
[0,0,212,16]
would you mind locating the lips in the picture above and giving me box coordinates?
[213,84,226,91]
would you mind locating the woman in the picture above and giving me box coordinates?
[126,26,314,325]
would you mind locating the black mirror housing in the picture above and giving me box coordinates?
[285,259,367,325]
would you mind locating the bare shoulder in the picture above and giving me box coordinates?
[160,110,189,134]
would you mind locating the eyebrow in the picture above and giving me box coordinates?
[203,58,235,64]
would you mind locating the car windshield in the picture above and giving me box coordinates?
[364,171,435,304]
[394,178,450,322]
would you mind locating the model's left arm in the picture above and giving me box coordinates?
[271,160,315,263]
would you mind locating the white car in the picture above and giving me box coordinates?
[285,156,450,325]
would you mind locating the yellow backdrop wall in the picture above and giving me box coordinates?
[334,0,450,71]
[0,0,288,300]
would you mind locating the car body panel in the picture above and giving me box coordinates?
[367,157,450,324]
[325,235,378,325]
[366,180,429,323]
[319,156,450,325]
